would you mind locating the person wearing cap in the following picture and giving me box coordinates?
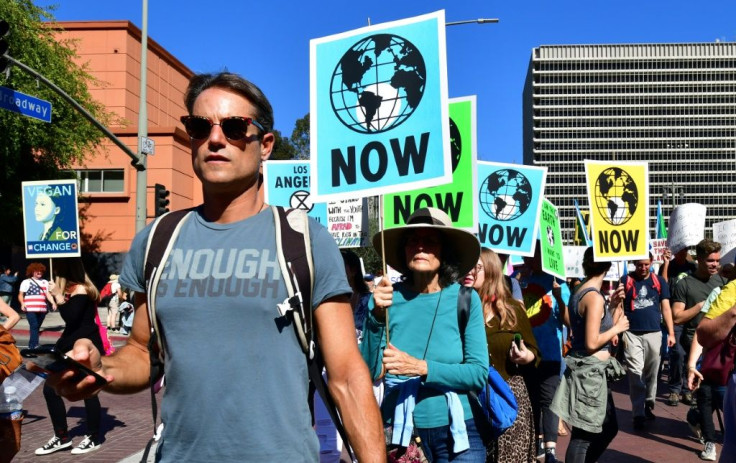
[361,207,488,462]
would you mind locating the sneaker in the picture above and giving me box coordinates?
[682,391,695,405]
[544,451,559,463]
[666,392,679,406]
[536,439,544,459]
[70,435,100,455]
[35,435,72,455]
[700,441,717,461]
[645,401,656,420]
[633,416,646,430]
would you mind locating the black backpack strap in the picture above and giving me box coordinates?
[271,206,355,462]
[273,206,314,356]
[457,285,473,337]
[139,208,193,463]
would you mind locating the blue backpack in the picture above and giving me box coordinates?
[457,287,519,438]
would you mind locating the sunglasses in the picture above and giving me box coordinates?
[180,115,265,141]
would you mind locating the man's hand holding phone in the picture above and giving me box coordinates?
[23,339,113,401]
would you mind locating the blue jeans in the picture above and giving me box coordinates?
[415,418,486,463]
[668,325,688,394]
[26,311,47,349]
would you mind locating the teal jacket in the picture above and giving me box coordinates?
[360,282,489,428]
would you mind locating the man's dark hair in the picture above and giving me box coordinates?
[184,72,274,135]
[695,239,721,259]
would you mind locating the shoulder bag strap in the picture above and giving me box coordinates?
[139,208,193,463]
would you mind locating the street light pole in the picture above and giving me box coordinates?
[135,0,149,232]
[446,18,499,26]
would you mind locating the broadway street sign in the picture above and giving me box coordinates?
[0,85,52,123]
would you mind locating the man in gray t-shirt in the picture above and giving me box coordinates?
[44,72,384,462]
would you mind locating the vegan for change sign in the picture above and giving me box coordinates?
[476,162,547,256]
[382,96,477,231]
[584,161,649,261]
[22,180,81,258]
[310,10,450,201]
[540,199,565,280]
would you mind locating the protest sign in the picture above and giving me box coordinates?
[564,246,587,278]
[585,161,649,261]
[651,238,668,264]
[263,160,328,224]
[382,96,477,231]
[604,262,625,282]
[476,161,546,256]
[713,219,736,265]
[327,198,369,248]
[310,11,450,201]
[540,199,565,280]
[22,180,81,258]
[666,203,706,254]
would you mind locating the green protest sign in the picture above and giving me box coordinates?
[382,96,477,231]
[540,198,565,280]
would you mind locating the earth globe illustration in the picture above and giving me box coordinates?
[449,118,461,173]
[330,33,426,133]
[479,169,533,221]
[594,167,638,225]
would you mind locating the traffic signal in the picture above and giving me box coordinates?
[154,183,170,217]
[0,19,9,73]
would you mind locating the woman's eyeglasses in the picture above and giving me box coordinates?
[180,115,265,141]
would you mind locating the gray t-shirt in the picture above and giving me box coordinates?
[120,207,351,462]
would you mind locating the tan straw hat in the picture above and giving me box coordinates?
[372,207,480,276]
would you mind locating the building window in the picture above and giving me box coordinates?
[76,169,125,193]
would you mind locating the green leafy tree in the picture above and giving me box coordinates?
[290,113,310,160]
[269,128,296,160]
[0,1,112,247]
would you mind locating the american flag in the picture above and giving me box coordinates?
[24,280,49,312]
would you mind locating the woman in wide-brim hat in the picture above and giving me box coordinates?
[360,207,489,462]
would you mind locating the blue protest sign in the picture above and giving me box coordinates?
[263,160,328,225]
[0,85,52,123]
[310,10,450,201]
[476,162,547,257]
[22,180,81,258]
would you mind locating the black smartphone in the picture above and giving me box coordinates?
[20,347,107,387]
[513,333,522,349]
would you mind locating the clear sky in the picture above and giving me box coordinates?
[43,0,736,163]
